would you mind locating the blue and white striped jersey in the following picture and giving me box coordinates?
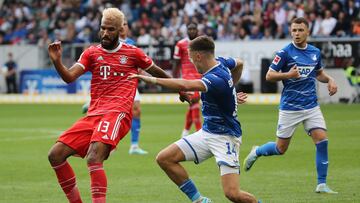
[200,57,242,137]
[270,42,323,111]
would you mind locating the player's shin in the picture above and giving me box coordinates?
[256,142,281,156]
[315,139,328,184]
[51,161,83,203]
[88,163,107,203]
[130,118,141,147]
[179,179,204,202]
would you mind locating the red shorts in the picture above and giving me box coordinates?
[58,112,131,158]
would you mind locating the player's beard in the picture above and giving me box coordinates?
[101,34,119,50]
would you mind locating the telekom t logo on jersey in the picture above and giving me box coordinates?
[100,66,111,79]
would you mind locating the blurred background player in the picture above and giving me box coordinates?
[82,18,148,155]
[129,36,259,203]
[243,17,338,194]
[47,8,187,203]
[173,22,202,137]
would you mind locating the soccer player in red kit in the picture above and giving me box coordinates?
[173,22,202,137]
[47,8,188,203]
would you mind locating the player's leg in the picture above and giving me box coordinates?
[207,133,258,203]
[48,116,96,203]
[244,110,301,171]
[129,91,148,155]
[191,92,202,131]
[48,143,82,203]
[221,173,258,203]
[87,112,131,203]
[86,142,111,203]
[304,107,337,194]
[156,130,211,202]
[182,105,193,137]
[191,102,202,131]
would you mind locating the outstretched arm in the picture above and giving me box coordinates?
[317,69,337,96]
[128,74,206,92]
[146,64,172,79]
[48,41,84,83]
[145,64,194,103]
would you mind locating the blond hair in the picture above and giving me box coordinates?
[102,8,124,27]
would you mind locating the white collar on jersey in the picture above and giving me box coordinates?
[203,62,220,75]
[101,41,123,53]
[292,41,308,50]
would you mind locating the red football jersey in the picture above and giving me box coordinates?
[77,42,153,116]
[173,38,202,79]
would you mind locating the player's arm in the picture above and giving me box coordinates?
[48,41,84,83]
[266,65,300,82]
[146,64,172,79]
[128,74,206,92]
[231,58,244,84]
[316,69,337,96]
[146,64,193,103]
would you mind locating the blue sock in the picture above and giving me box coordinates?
[131,118,140,145]
[256,142,281,156]
[316,139,328,184]
[179,179,201,202]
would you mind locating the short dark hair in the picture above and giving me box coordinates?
[291,17,309,28]
[189,35,215,54]
[187,22,197,29]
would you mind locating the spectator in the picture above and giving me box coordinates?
[331,11,351,37]
[319,10,337,36]
[3,52,18,93]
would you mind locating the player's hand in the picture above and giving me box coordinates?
[287,65,301,79]
[328,79,338,96]
[128,73,157,84]
[48,41,63,62]
[179,91,192,104]
[236,92,248,104]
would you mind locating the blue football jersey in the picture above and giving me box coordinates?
[200,57,242,137]
[120,37,136,45]
[270,42,323,111]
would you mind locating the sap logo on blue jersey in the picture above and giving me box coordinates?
[297,66,315,77]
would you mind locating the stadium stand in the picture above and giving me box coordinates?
[1,0,360,45]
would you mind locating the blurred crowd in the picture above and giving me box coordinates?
[1,0,360,47]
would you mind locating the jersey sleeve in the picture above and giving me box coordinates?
[217,56,236,70]
[269,50,286,72]
[201,73,225,93]
[173,42,181,59]
[76,48,92,72]
[135,47,153,70]
[316,52,323,71]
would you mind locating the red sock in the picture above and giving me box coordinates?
[184,108,193,130]
[88,163,107,203]
[51,161,82,203]
[192,106,202,131]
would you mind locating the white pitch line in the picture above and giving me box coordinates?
[0,128,63,141]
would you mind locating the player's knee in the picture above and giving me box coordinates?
[86,152,104,164]
[277,146,287,155]
[48,148,65,165]
[155,151,166,167]
[133,109,141,118]
[224,188,240,202]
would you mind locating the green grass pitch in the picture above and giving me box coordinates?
[0,104,359,203]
